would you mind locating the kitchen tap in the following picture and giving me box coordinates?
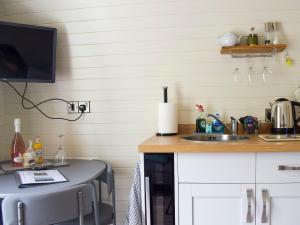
[206,114,239,135]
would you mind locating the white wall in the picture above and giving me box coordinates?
[1,0,300,223]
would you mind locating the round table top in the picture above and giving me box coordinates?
[0,159,106,198]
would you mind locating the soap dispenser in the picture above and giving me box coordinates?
[212,113,225,133]
[195,105,206,133]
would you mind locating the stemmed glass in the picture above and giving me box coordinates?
[233,67,247,85]
[233,67,240,84]
[247,66,255,85]
[233,66,272,85]
[248,66,263,85]
[262,66,272,84]
[54,134,67,165]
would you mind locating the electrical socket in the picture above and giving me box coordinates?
[79,101,91,113]
[67,101,91,114]
[68,101,79,114]
[265,108,271,122]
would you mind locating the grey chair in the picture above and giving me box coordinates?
[57,161,116,225]
[1,183,95,225]
[98,162,116,225]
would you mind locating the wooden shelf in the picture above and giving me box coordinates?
[220,44,287,55]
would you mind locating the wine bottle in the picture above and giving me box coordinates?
[10,118,25,167]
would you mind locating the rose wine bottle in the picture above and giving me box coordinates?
[10,118,25,167]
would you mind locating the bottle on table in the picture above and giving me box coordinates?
[23,140,36,168]
[33,136,44,165]
[10,118,25,167]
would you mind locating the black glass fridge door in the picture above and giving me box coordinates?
[144,153,174,225]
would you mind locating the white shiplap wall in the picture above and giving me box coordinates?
[1,0,300,223]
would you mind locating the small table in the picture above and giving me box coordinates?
[0,159,107,197]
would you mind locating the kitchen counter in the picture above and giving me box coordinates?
[139,134,300,152]
[139,125,300,225]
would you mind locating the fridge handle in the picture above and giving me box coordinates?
[145,177,151,225]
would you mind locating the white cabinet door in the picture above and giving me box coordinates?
[179,184,255,225]
[256,183,300,225]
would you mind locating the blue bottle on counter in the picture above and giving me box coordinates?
[212,113,225,133]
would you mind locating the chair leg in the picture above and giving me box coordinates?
[78,191,85,225]
[91,182,100,225]
[112,170,116,225]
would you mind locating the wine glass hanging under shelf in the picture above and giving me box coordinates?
[220,44,287,58]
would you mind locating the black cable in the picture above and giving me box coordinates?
[4,81,84,122]
[21,82,73,109]
[6,81,83,121]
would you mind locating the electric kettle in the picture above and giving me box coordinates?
[270,98,300,134]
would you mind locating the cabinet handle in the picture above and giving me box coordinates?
[246,189,253,223]
[278,165,300,170]
[145,177,151,225]
[261,189,268,223]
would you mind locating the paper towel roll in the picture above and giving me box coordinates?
[158,103,178,135]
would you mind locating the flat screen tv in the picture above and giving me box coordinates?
[0,21,56,83]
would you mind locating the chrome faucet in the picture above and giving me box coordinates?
[230,117,239,135]
[206,114,239,135]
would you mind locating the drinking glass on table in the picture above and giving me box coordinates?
[54,134,67,165]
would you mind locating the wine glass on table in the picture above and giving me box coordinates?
[54,134,67,165]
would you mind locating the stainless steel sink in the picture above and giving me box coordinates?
[181,133,249,142]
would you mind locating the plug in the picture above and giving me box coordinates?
[78,101,90,113]
[79,104,87,113]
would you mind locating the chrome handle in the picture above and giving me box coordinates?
[261,189,268,223]
[145,177,151,225]
[246,189,253,223]
[279,165,300,170]
[17,202,24,225]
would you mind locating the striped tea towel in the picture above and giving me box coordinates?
[124,162,142,225]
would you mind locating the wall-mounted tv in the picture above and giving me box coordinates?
[0,21,57,83]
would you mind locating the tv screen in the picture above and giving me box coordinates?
[0,21,56,83]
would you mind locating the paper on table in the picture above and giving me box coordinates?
[18,170,67,185]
